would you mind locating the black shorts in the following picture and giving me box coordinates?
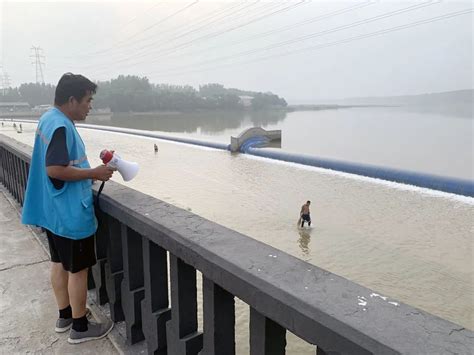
[46,230,97,273]
[302,214,311,222]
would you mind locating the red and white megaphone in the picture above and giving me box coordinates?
[100,149,139,182]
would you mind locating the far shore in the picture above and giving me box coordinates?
[286,104,397,111]
[0,104,396,119]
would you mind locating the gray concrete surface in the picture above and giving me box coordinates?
[0,187,119,354]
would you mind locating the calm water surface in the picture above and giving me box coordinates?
[86,106,473,180]
[1,108,472,353]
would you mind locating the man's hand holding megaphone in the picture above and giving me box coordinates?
[46,151,116,183]
[90,150,115,182]
[92,164,115,182]
[100,149,139,182]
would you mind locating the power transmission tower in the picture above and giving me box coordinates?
[0,63,11,96]
[1,72,11,96]
[30,46,45,84]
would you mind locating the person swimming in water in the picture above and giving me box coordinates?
[299,200,311,228]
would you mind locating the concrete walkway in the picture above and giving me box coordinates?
[0,187,119,354]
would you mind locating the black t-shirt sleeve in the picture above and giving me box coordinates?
[46,127,69,189]
[46,127,69,167]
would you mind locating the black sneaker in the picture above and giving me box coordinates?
[68,320,114,344]
[55,308,91,333]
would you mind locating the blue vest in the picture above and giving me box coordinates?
[22,108,97,239]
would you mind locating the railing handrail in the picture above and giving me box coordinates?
[1,133,472,354]
[0,134,32,163]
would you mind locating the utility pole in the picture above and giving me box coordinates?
[30,46,45,84]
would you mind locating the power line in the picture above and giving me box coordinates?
[64,1,167,59]
[157,1,440,72]
[88,0,199,56]
[87,0,308,74]
[81,1,166,54]
[184,1,375,57]
[124,1,278,58]
[131,0,308,61]
[30,46,45,84]
[117,1,268,55]
[74,1,281,70]
[72,1,280,62]
[119,1,164,29]
[147,8,472,78]
[105,1,440,76]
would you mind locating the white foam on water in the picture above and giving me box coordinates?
[43,121,471,205]
[244,153,474,205]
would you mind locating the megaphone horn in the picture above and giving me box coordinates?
[100,149,139,182]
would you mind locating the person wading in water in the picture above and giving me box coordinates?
[298,200,311,228]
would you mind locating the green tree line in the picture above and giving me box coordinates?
[0,83,56,107]
[0,75,287,112]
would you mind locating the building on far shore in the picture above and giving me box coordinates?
[238,95,254,107]
[32,104,53,113]
[0,102,30,113]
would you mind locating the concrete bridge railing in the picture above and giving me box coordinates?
[1,133,473,355]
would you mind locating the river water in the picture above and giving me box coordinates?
[86,105,473,180]
[1,106,472,353]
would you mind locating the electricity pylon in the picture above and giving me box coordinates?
[30,46,45,84]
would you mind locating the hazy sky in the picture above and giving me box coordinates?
[1,0,472,102]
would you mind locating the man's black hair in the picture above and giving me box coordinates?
[54,73,97,106]
[307,200,311,204]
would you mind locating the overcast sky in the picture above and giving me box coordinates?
[1,0,472,102]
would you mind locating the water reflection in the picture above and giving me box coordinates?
[85,109,287,134]
[297,228,312,257]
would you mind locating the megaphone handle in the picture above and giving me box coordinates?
[95,181,106,211]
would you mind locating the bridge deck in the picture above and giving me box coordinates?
[0,186,119,354]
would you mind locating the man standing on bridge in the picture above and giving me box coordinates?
[22,73,115,344]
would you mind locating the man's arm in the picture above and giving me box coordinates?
[46,127,114,182]
[47,164,114,182]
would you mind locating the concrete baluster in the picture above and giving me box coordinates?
[19,158,27,205]
[91,207,110,304]
[166,254,203,354]
[141,239,171,355]
[0,148,4,182]
[250,307,286,355]
[105,215,125,321]
[120,225,145,344]
[200,277,235,355]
